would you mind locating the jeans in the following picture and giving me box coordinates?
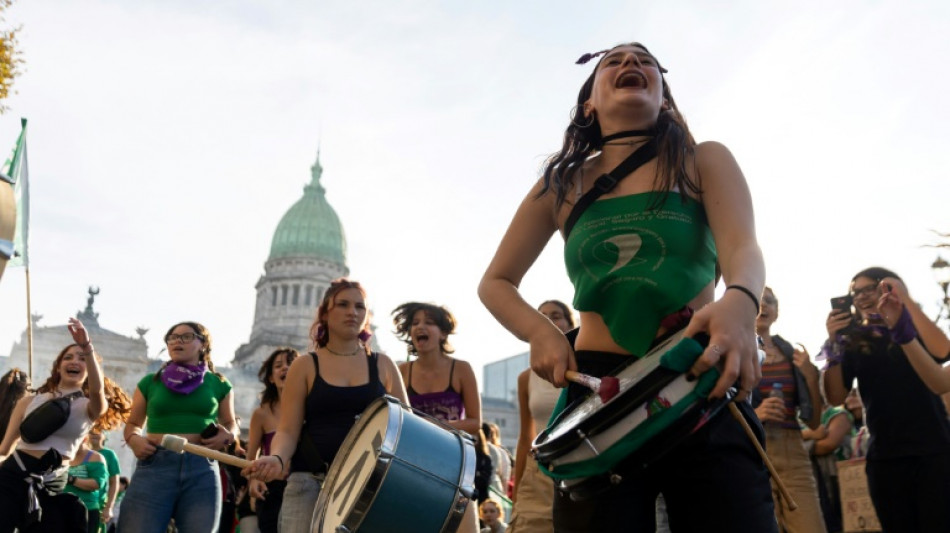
[117,448,221,533]
[278,472,323,533]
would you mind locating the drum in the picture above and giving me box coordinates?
[311,395,476,533]
[532,330,733,498]
[0,176,15,281]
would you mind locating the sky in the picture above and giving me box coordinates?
[0,0,948,387]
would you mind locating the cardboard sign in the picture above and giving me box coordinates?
[837,459,881,532]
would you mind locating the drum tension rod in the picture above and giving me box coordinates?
[576,429,601,456]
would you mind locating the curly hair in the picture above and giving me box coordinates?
[538,42,700,211]
[391,302,457,356]
[93,377,132,433]
[258,347,299,409]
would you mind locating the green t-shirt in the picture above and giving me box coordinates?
[97,446,120,508]
[64,456,109,510]
[821,405,855,461]
[137,371,232,434]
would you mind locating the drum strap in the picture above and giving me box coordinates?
[563,137,658,238]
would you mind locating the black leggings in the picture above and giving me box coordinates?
[552,350,777,533]
[866,454,950,533]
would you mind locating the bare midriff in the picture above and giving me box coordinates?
[146,432,204,446]
[573,282,715,355]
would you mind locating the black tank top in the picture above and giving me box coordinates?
[290,352,386,472]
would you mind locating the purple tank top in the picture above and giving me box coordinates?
[261,431,275,456]
[407,359,465,422]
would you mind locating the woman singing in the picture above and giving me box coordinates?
[479,42,774,531]
[0,318,121,532]
[392,302,481,436]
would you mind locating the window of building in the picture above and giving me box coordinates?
[292,285,300,306]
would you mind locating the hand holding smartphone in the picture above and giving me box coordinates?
[830,295,853,316]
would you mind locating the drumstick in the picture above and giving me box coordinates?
[161,434,252,470]
[565,370,620,403]
[727,402,798,511]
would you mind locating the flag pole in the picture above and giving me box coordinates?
[25,266,32,381]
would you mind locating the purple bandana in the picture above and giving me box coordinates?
[161,362,207,394]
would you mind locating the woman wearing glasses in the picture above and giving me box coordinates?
[119,322,237,533]
[822,267,950,532]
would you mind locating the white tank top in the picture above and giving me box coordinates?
[17,391,94,460]
[528,371,561,431]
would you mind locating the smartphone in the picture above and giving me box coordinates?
[830,295,853,315]
[200,423,219,439]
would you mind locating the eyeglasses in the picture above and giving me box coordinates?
[165,332,203,344]
[850,282,880,300]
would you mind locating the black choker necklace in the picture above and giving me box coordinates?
[600,129,656,145]
[325,344,362,356]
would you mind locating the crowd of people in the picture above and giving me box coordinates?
[1,40,949,533]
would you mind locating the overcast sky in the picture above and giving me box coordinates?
[1,0,948,387]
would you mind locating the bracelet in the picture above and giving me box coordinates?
[273,454,285,472]
[124,433,140,445]
[726,285,760,314]
[67,475,76,485]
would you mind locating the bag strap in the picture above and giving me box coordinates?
[563,137,658,238]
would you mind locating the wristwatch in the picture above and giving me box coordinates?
[67,475,76,485]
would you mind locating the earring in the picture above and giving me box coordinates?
[570,104,595,129]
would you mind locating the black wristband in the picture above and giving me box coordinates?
[726,285,760,313]
[68,475,76,485]
[273,454,285,472]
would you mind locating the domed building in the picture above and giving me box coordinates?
[232,152,349,371]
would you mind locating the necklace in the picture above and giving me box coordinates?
[325,343,362,356]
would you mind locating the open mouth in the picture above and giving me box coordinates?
[616,71,647,89]
[64,367,83,377]
[414,333,430,344]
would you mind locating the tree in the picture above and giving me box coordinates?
[0,0,22,113]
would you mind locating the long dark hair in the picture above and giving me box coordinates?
[391,302,457,356]
[539,42,700,210]
[0,368,29,431]
[258,347,299,409]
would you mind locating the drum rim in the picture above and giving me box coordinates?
[438,427,476,533]
[531,330,706,465]
[312,395,402,532]
[531,365,681,464]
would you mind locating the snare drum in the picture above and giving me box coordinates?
[311,395,476,533]
[532,330,733,498]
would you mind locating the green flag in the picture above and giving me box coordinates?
[1,118,28,267]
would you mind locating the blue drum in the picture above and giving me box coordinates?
[311,395,476,533]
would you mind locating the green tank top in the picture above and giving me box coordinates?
[138,371,232,434]
[564,192,716,356]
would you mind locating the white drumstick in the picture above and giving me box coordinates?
[161,434,251,469]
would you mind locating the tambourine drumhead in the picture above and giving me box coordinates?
[319,402,391,531]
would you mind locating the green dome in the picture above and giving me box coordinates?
[268,155,347,264]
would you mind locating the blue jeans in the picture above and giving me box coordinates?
[117,448,221,533]
[278,472,323,533]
